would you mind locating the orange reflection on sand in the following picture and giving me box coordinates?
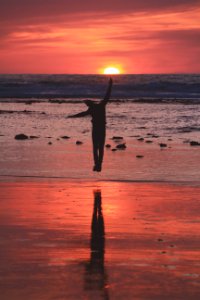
[1,182,92,228]
[1,181,200,236]
[0,181,200,299]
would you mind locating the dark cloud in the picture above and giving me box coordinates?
[155,28,200,44]
[1,0,199,45]
[1,0,200,23]
[106,29,200,46]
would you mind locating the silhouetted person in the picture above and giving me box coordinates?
[84,190,109,299]
[68,78,113,172]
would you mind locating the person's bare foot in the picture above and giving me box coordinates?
[96,164,102,172]
[93,165,97,171]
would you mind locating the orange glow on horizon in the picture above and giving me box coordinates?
[103,66,120,75]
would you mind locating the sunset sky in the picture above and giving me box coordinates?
[0,0,200,74]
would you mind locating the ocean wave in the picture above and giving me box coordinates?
[177,126,200,133]
[0,74,200,100]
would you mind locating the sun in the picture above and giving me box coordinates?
[103,66,120,75]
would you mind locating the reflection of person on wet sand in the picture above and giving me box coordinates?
[84,190,109,299]
[68,78,113,172]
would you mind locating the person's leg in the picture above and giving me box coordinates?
[96,130,106,172]
[92,130,99,171]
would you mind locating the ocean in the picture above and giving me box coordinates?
[0,74,200,101]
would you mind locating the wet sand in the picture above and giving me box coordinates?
[1,99,200,182]
[0,181,200,299]
[1,134,200,182]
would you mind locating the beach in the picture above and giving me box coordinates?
[0,181,200,300]
[0,74,200,299]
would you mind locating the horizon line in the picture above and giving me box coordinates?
[0,72,200,76]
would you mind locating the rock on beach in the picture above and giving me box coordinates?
[190,141,200,146]
[15,134,29,140]
[116,143,127,150]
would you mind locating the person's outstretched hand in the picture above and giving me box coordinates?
[66,114,77,118]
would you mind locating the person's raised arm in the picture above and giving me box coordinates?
[67,109,90,118]
[101,77,113,105]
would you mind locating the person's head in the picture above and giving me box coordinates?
[84,100,94,107]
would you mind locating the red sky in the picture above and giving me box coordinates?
[0,0,200,74]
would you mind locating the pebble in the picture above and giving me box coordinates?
[159,143,167,148]
[15,134,29,140]
[29,135,39,139]
[105,144,111,148]
[116,143,126,149]
[112,136,123,140]
[190,141,200,146]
